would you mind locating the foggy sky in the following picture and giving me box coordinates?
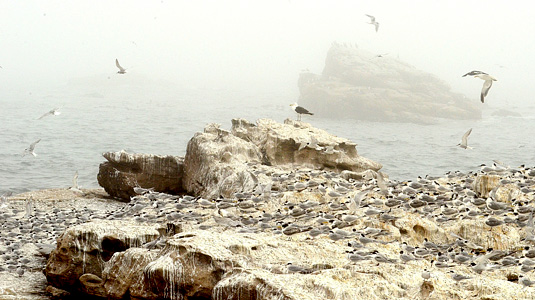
[1,1,534,106]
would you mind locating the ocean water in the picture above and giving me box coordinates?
[1,84,534,194]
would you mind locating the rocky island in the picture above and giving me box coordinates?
[298,43,482,123]
[2,118,535,299]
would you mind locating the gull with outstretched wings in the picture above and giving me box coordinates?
[462,71,497,103]
[457,128,472,149]
[23,139,41,157]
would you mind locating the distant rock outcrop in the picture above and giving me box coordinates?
[298,43,481,123]
[97,151,184,201]
[491,109,522,117]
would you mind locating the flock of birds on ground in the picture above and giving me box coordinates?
[4,160,535,290]
[0,192,121,277]
[125,163,535,289]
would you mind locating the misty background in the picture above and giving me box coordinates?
[1,1,535,193]
[1,1,534,104]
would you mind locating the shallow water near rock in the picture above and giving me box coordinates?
[1,87,534,194]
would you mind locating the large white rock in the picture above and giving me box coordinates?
[182,118,382,198]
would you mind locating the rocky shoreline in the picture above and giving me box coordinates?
[2,118,535,299]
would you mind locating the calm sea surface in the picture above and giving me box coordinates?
[1,83,534,194]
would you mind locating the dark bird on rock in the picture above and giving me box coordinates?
[290,103,313,121]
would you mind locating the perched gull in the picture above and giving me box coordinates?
[37,108,61,120]
[116,59,127,74]
[290,103,313,121]
[365,14,379,32]
[24,196,34,218]
[457,128,472,149]
[462,70,497,103]
[23,139,41,157]
[0,191,12,209]
[69,171,83,193]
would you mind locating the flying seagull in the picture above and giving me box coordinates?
[116,59,127,74]
[365,14,380,32]
[290,103,313,121]
[38,108,61,120]
[457,128,472,149]
[462,70,497,103]
[23,139,41,157]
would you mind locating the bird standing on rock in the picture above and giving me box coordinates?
[290,103,313,121]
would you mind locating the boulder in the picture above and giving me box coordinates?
[97,150,184,201]
[103,248,156,299]
[45,285,71,300]
[182,118,382,198]
[44,220,162,295]
[79,273,106,298]
[182,122,263,199]
[233,118,379,172]
[298,43,481,123]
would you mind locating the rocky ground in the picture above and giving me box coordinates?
[3,119,535,299]
[4,166,535,299]
[0,189,123,299]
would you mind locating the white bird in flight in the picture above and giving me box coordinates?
[365,14,380,32]
[116,59,127,74]
[23,139,41,157]
[38,108,61,120]
[462,70,497,103]
[457,128,472,149]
